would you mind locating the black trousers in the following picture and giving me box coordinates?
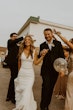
[6,63,18,102]
[40,74,58,109]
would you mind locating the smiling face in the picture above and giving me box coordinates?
[24,36,33,47]
[44,29,53,43]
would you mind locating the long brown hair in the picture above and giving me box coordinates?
[18,35,35,59]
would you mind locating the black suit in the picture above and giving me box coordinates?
[6,37,23,103]
[39,40,64,109]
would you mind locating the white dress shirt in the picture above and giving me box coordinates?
[46,39,54,50]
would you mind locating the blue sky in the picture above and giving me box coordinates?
[0,0,73,47]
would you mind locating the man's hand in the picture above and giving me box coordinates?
[40,49,49,57]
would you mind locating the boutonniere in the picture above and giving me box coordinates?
[51,43,55,47]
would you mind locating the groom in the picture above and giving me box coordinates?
[39,28,64,110]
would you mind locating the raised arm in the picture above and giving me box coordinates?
[33,48,48,65]
[54,29,73,50]
[8,37,23,48]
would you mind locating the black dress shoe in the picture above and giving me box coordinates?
[6,98,10,101]
[11,99,16,104]
[41,107,49,110]
[44,107,49,110]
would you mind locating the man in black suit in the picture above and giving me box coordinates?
[39,28,65,110]
[6,33,23,104]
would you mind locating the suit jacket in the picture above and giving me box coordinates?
[39,40,65,77]
[5,37,23,65]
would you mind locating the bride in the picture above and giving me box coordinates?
[12,35,48,110]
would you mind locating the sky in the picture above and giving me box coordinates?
[0,0,73,47]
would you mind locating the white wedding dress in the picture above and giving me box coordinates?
[12,52,37,110]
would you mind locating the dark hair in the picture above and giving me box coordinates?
[64,48,71,52]
[10,33,18,37]
[63,46,71,53]
[44,28,52,33]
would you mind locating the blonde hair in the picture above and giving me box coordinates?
[18,35,35,59]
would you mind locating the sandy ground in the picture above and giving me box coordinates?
[0,63,65,110]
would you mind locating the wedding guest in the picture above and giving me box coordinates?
[54,30,73,110]
[54,47,69,100]
[6,33,23,104]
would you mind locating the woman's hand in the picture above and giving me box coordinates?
[33,48,48,65]
[53,29,61,36]
[40,49,49,57]
[59,71,65,77]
